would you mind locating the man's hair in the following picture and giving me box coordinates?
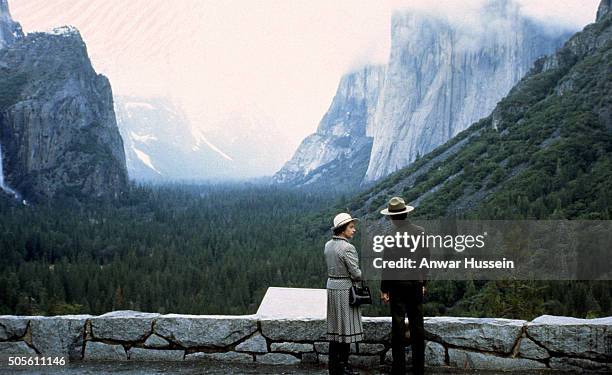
[390,213,408,221]
[333,222,350,236]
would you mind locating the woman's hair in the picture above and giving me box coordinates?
[333,222,350,236]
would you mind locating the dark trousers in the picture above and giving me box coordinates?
[390,283,425,375]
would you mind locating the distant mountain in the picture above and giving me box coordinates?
[347,0,612,221]
[116,97,293,182]
[276,0,573,188]
[114,96,235,182]
[273,65,385,189]
[0,0,127,202]
[205,111,295,178]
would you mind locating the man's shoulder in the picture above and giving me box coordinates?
[380,220,395,233]
[409,223,426,233]
[388,220,425,234]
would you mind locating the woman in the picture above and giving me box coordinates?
[324,212,363,375]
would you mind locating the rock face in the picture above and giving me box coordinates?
[128,347,184,361]
[0,5,128,202]
[270,342,314,353]
[363,0,571,182]
[235,333,267,353]
[550,356,612,372]
[83,341,127,361]
[154,314,258,348]
[424,341,445,366]
[526,315,612,361]
[0,0,22,49]
[143,334,170,348]
[185,351,252,363]
[0,316,28,339]
[260,318,326,341]
[448,348,547,370]
[29,315,90,360]
[256,352,300,365]
[273,65,385,189]
[276,0,572,188]
[424,317,525,354]
[90,310,159,342]
[598,0,612,22]
[517,336,549,360]
[0,341,36,356]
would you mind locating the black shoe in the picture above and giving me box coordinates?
[328,360,344,375]
[340,362,359,375]
[328,363,341,375]
[329,358,344,375]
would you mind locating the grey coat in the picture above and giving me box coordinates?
[324,236,362,290]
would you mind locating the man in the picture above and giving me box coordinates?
[379,197,430,375]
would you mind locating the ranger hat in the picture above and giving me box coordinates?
[380,196,415,215]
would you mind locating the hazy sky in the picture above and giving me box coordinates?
[10,0,602,160]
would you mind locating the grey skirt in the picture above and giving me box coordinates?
[326,288,364,343]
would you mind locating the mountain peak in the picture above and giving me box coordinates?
[0,0,23,49]
[597,0,611,22]
[48,25,81,37]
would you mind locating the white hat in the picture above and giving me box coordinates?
[331,212,359,230]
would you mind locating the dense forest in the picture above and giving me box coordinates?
[0,183,609,320]
[0,184,333,316]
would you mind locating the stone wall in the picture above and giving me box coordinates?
[0,311,610,372]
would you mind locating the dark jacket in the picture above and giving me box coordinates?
[380,220,430,294]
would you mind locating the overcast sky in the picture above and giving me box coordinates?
[10,0,602,160]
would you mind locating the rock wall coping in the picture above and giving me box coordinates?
[0,311,610,372]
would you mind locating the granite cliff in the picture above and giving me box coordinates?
[347,0,612,220]
[365,0,572,182]
[273,65,384,188]
[0,0,21,49]
[276,0,572,187]
[0,0,127,201]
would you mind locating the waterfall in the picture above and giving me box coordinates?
[0,142,20,200]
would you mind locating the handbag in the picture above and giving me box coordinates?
[349,281,372,306]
